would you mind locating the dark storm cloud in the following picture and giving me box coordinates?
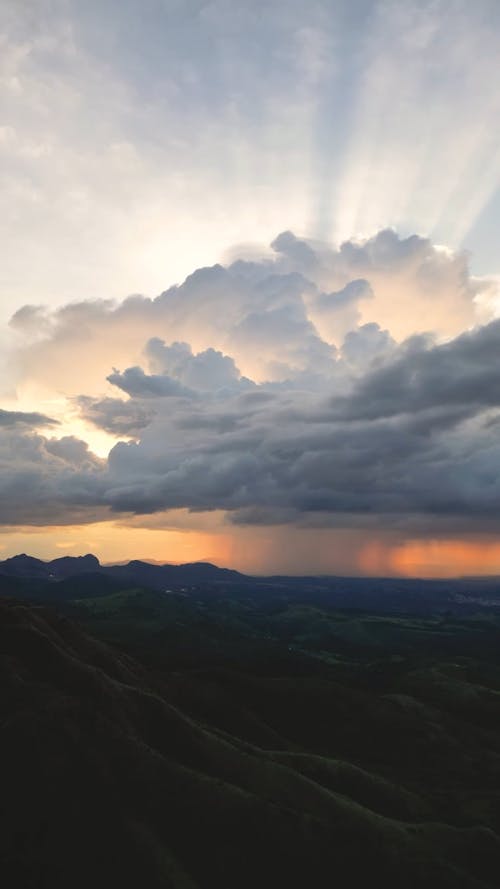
[70,314,500,531]
[0,429,106,525]
[332,319,500,420]
[96,389,500,530]
[0,409,59,428]
[107,366,192,399]
[341,323,396,372]
[76,396,156,436]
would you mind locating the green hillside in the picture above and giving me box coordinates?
[2,586,500,887]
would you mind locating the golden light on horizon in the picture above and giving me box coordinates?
[389,539,500,578]
[0,521,232,568]
[2,520,500,579]
[361,538,500,578]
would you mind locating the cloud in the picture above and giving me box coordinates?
[107,366,191,399]
[341,323,396,372]
[8,228,493,403]
[332,318,500,420]
[44,435,104,468]
[271,228,479,339]
[306,279,374,344]
[0,427,106,525]
[3,229,500,540]
[76,395,155,436]
[0,408,59,428]
[66,315,500,533]
[145,340,253,392]
[3,0,500,331]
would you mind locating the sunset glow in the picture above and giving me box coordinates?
[359,538,500,578]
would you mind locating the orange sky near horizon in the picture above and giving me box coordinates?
[2,520,500,578]
[358,538,500,578]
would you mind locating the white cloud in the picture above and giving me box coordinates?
[8,228,488,410]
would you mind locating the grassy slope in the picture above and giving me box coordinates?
[2,584,500,888]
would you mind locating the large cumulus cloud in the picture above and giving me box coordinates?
[3,229,500,535]
[8,228,494,399]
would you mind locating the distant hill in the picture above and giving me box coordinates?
[0,553,245,588]
[0,552,100,579]
[0,553,49,578]
[105,558,245,588]
[48,553,101,578]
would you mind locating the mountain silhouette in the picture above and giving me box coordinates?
[0,553,244,588]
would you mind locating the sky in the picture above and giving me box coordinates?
[2,0,500,575]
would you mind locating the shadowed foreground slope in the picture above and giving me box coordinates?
[1,600,499,889]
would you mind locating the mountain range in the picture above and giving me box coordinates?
[0,551,244,584]
[2,552,500,616]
